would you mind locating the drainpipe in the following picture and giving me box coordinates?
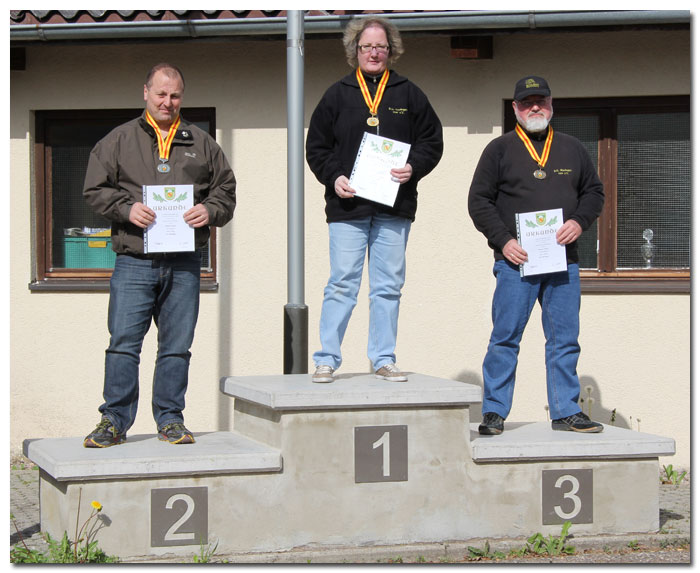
[283,10,308,374]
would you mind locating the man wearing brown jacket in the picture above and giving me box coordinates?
[82,63,236,447]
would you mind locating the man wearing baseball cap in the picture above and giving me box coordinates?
[468,76,605,435]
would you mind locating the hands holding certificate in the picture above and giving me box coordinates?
[503,219,582,266]
[334,163,413,198]
[128,202,157,228]
[556,219,583,245]
[182,204,210,228]
[129,202,210,228]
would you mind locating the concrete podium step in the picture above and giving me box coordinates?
[469,422,675,462]
[23,431,282,480]
[220,371,482,409]
[22,373,676,560]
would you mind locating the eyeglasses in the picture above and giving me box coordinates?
[358,44,390,54]
[515,98,551,109]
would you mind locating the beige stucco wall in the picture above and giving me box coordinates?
[9,28,690,468]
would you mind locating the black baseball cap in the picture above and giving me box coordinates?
[514,76,551,101]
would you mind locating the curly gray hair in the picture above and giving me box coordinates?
[342,17,404,69]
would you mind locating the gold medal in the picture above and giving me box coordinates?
[367,116,379,127]
[515,124,553,180]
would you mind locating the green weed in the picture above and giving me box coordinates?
[661,464,687,485]
[11,531,118,563]
[10,489,118,563]
[466,541,506,561]
[193,540,219,563]
[525,521,576,556]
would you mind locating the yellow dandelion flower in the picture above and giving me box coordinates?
[91,501,103,511]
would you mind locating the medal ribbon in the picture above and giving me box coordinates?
[356,68,389,117]
[145,111,181,162]
[515,124,553,169]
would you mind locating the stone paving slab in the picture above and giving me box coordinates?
[9,461,689,563]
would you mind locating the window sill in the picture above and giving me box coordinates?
[581,272,689,294]
[28,279,220,292]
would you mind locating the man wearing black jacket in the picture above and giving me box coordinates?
[468,76,605,435]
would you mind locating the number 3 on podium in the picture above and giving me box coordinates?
[541,469,593,525]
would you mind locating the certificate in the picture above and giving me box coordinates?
[516,208,567,277]
[142,184,194,253]
[348,133,411,207]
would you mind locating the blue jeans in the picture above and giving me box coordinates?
[482,260,583,420]
[313,213,411,371]
[99,252,201,433]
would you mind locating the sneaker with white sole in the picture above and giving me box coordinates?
[312,364,334,383]
[551,412,603,433]
[375,363,408,382]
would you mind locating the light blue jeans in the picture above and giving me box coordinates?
[99,252,201,433]
[481,260,584,420]
[314,213,411,371]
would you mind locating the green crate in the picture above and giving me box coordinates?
[63,236,117,269]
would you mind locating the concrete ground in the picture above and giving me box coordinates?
[9,458,689,564]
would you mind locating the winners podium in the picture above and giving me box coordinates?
[23,373,675,560]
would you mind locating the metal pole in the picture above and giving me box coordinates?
[284,10,308,374]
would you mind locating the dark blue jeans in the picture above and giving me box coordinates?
[99,252,201,433]
[482,260,583,420]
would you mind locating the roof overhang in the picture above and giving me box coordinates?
[10,10,691,45]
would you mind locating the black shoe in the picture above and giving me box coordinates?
[84,417,127,448]
[158,422,195,444]
[479,412,504,435]
[552,412,603,433]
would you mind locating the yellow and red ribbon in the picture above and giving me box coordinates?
[356,67,389,117]
[515,124,553,169]
[145,111,181,162]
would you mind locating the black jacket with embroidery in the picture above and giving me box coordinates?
[306,69,443,222]
[468,128,604,263]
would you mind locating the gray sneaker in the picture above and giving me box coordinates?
[375,363,408,382]
[312,364,334,383]
[84,417,126,448]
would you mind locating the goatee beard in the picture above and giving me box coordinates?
[520,115,550,133]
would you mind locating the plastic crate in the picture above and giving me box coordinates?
[63,236,117,268]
